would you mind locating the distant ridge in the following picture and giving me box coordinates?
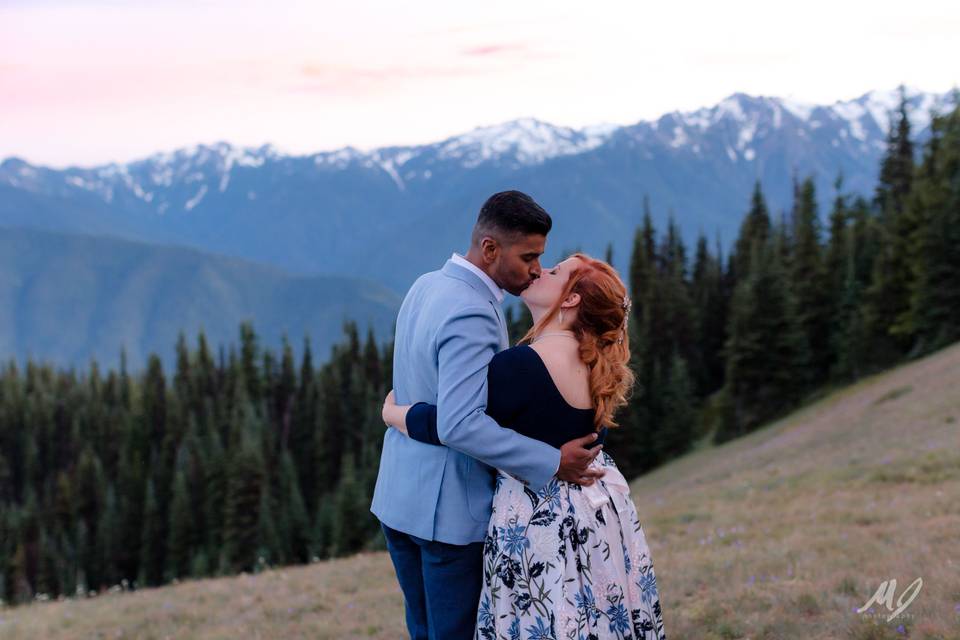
[0,226,400,372]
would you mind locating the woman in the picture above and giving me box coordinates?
[382,253,667,640]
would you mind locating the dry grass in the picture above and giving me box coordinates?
[3,343,960,639]
[0,554,404,640]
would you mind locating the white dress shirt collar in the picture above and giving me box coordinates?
[450,252,505,303]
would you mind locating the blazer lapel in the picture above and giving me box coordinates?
[441,259,509,350]
[490,301,509,350]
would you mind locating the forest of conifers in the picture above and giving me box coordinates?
[1,90,957,604]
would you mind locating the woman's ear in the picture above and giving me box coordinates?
[562,292,581,308]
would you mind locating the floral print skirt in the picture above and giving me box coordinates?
[476,451,667,640]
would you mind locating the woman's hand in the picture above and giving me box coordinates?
[383,388,396,409]
[381,389,396,426]
[382,389,410,435]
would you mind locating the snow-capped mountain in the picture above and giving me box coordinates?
[432,118,619,168]
[609,86,951,171]
[647,86,947,153]
[1,86,955,291]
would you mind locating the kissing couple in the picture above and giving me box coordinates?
[371,191,667,639]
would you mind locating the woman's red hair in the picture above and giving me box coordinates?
[520,253,635,430]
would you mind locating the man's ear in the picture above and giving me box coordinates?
[480,237,500,264]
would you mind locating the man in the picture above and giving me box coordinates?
[371,190,604,639]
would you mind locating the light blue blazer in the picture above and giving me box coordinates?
[371,259,561,544]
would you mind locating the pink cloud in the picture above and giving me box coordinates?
[292,61,505,96]
[461,43,527,57]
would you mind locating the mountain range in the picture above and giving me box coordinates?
[1,85,956,370]
[2,86,954,293]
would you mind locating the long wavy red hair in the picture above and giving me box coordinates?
[519,253,635,430]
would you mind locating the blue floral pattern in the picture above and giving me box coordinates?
[475,451,667,640]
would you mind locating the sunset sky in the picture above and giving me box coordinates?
[2,0,958,167]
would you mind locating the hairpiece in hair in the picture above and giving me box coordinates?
[617,296,632,344]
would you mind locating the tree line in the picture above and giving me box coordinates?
[1,86,958,604]
[0,323,392,603]
[601,86,960,476]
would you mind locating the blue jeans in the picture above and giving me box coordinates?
[380,522,484,640]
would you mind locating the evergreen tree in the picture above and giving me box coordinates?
[95,484,120,589]
[362,328,383,391]
[202,427,227,572]
[610,210,658,476]
[223,424,265,573]
[381,338,395,409]
[36,526,60,597]
[141,355,167,453]
[731,180,772,282]
[276,335,297,450]
[316,366,345,490]
[278,451,311,564]
[165,469,192,580]
[658,216,699,379]
[173,331,192,411]
[825,171,850,318]
[73,447,105,532]
[256,482,281,568]
[195,329,217,406]
[138,478,163,587]
[789,176,834,385]
[610,207,697,475]
[330,454,367,556]
[717,238,807,442]
[239,321,262,402]
[118,347,133,411]
[875,84,916,221]
[690,233,727,395]
[10,541,32,604]
[114,443,144,583]
[831,220,870,381]
[864,85,918,359]
[905,98,960,351]
[311,494,335,560]
[291,336,319,512]
[652,349,696,459]
[73,447,106,589]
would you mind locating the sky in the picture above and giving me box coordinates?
[2,0,958,168]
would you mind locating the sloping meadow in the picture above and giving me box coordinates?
[2,342,958,639]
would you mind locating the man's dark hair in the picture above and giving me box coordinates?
[471,190,552,247]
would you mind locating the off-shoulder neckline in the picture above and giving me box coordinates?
[517,344,595,413]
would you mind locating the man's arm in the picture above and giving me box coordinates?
[400,401,607,488]
[433,305,608,491]
[434,305,557,490]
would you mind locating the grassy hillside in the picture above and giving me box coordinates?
[2,342,958,639]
